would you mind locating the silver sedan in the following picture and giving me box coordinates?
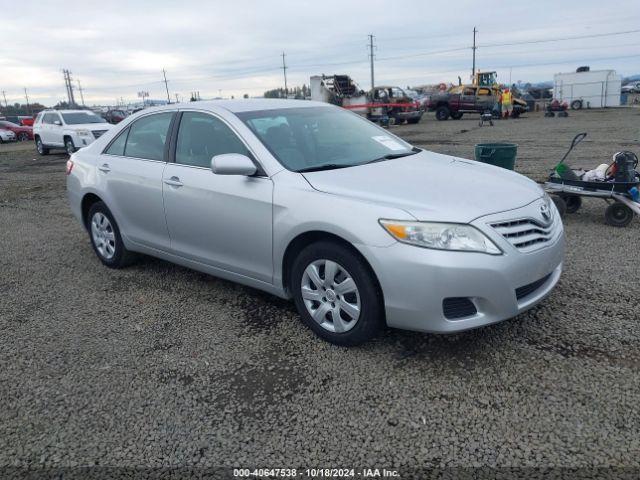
[67,100,564,345]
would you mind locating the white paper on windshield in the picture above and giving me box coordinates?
[372,135,405,151]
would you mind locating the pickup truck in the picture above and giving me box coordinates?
[426,85,527,120]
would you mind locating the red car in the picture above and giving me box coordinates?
[0,120,33,141]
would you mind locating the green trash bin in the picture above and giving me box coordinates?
[474,143,518,170]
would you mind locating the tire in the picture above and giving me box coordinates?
[87,201,137,268]
[65,137,76,155]
[35,137,49,155]
[291,241,384,346]
[406,117,421,124]
[605,202,633,227]
[544,111,555,117]
[511,110,520,119]
[570,100,583,110]
[551,195,567,217]
[435,106,450,121]
[558,111,569,117]
[18,132,30,141]
[450,112,463,120]
[562,194,582,214]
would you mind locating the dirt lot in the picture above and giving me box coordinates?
[1,108,639,477]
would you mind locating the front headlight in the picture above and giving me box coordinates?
[379,220,502,255]
[76,129,91,137]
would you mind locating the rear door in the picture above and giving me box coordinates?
[476,87,494,112]
[162,110,273,283]
[98,112,175,250]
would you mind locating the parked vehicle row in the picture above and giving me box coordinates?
[0,120,33,141]
[0,128,17,143]
[66,99,564,346]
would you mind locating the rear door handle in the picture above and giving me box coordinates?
[163,176,183,187]
[98,163,111,173]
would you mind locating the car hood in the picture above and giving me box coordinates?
[301,151,543,223]
[66,123,112,131]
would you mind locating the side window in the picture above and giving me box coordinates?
[124,112,173,161]
[105,127,130,156]
[463,88,476,96]
[42,113,55,124]
[175,112,250,168]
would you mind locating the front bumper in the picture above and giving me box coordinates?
[359,200,565,333]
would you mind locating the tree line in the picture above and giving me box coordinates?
[263,85,310,99]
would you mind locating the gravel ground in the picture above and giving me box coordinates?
[0,108,639,478]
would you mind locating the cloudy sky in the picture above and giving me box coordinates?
[2,0,639,106]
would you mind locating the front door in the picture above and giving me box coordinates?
[162,111,273,283]
[460,87,477,111]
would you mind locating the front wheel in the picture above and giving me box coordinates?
[18,132,30,141]
[435,106,450,121]
[291,241,383,346]
[562,194,582,214]
[35,137,49,155]
[450,112,463,120]
[87,202,137,268]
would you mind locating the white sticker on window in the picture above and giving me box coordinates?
[372,135,405,151]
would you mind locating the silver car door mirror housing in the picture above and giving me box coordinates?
[211,154,257,176]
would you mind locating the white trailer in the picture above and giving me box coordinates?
[553,69,622,109]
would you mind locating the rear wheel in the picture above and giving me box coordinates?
[605,202,633,227]
[35,137,49,155]
[562,194,582,214]
[435,106,450,121]
[87,202,137,268]
[18,132,30,141]
[291,241,383,346]
[407,117,421,124]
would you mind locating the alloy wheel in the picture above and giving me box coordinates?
[300,259,361,333]
[91,212,116,260]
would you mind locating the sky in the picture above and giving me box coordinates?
[2,0,640,107]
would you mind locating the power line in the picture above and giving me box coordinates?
[479,28,640,48]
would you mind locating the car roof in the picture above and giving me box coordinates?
[138,99,331,115]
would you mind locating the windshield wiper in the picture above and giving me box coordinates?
[297,164,354,173]
[363,148,420,165]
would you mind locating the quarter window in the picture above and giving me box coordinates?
[175,112,250,168]
[124,112,173,161]
[105,127,130,156]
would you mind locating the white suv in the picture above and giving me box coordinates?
[33,109,113,155]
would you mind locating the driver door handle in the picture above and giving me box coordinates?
[98,163,111,173]
[163,176,183,187]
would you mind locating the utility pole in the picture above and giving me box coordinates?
[24,88,31,115]
[162,69,171,103]
[281,52,288,97]
[367,34,376,91]
[77,79,85,106]
[471,27,477,79]
[175,93,180,103]
[62,69,76,106]
[1,90,7,108]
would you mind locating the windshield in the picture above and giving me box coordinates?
[237,106,414,172]
[61,112,107,125]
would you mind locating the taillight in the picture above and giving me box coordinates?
[66,159,74,175]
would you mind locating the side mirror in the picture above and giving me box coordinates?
[53,120,62,126]
[211,153,257,176]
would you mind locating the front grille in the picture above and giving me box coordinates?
[515,273,552,300]
[443,297,477,319]
[491,217,555,252]
[92,130,107,139]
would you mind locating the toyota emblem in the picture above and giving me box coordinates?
[540,203,551,222]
